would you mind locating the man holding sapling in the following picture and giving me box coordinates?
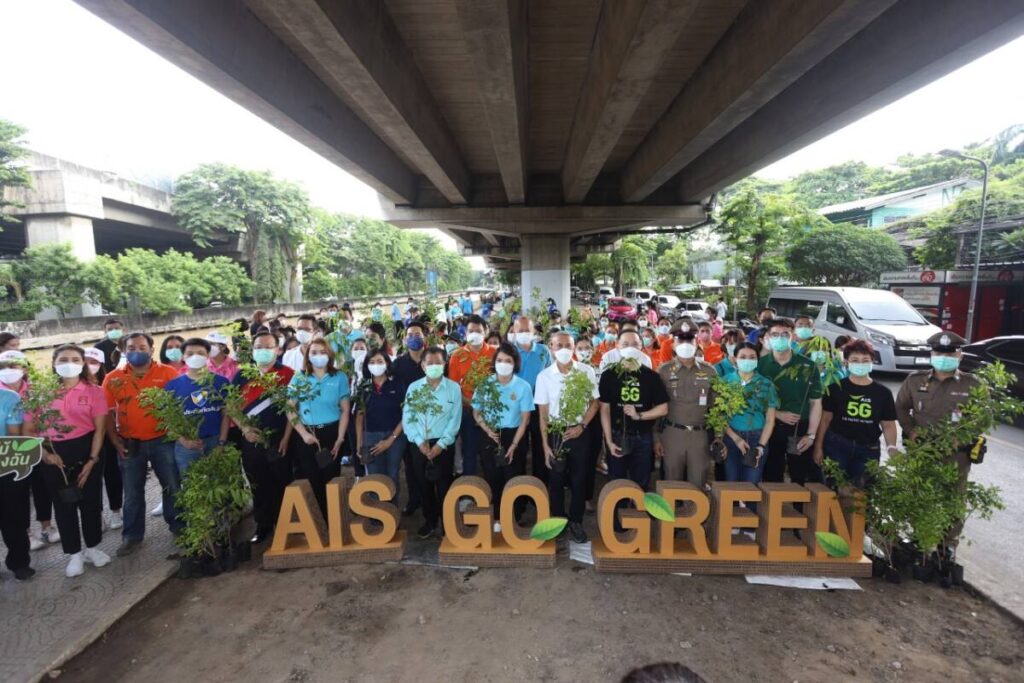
[599,330,669,492]
[536,331,599,543]
[447,314,495,477]
[162,337,229,477]
[654,329,716,489]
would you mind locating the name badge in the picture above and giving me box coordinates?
[698,394,708,407]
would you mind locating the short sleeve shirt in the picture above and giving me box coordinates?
[0,387,23,436]
[758,353,823,418]
[289,371,351,426]
[102,362,181,440]
[41,381,108,441]
[534,363,599,423]
[724,372,779,433]
[822,378,897,446]
[362,377,405,433]
[448,345,496,401]
[472,376,534,429]
[165,373,229,439]
[598,365,669,434]
[515,343,552,390]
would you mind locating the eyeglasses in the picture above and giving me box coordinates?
[769,332,792,339]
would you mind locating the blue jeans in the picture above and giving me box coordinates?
[823,431,880,486]
[119,437,182,542]
[725,430,767,512]
[607,432,654,489]
[363,431,406,487]
[173,435,222,479]
[459,406,480,476]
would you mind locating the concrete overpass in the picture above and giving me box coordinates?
[74,0,1024,308]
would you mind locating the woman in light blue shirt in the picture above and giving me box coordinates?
[401,346,462,539]
[472,343,533,525]
[286,339,350,516]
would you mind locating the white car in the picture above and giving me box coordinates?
[655,294,680,319]
[673,300,710,321]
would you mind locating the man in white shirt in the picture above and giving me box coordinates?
[282,314,319,373]
[535,332,599,544]
[716,297,728,322]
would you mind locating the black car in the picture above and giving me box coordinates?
[960,335,1024,400]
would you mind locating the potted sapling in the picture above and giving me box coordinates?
[404,384,444,482]
[22,366,76,501]
[705,375,746,464]
[545,369,594,474]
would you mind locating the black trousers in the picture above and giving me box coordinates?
[293,421,342,518]
[0,473,31,571]
[527,409,548,484]
[41,433,104,555]
[102,439,123,511]
[411,439,454,528]
[402,442,422,511]
[478,428,527,516]
[237,430,294,533]
[583,419,602,502]
[763,418,822,485]
[29,466,52,524]
[548,431,590,524]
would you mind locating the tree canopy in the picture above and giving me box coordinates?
[0,119,31,223]
[787,223,906,286]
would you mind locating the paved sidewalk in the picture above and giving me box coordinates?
[0,476,178,683]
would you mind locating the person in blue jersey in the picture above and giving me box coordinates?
[511,315,551,482]
[163,338,229,476]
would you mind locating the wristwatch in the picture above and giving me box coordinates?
[805,434,815,441]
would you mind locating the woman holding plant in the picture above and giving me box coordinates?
[356,349,406,487]
[472,343,534,528]
[32,345,111,578]
[722,343,779,503]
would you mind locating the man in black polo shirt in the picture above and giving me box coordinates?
[599,330,669,491]
[390,320,427,515]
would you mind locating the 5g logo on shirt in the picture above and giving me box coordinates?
[845,396,872,419]
[620,378,640,404]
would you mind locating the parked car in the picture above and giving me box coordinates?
[578,290,596,304]
[655,294,680,319]
[673,300,710,322]
[960,336,1024,401]
[598,286,616,299]
[625,288,657,309]
[606,297,637,322]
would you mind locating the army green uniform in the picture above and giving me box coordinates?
[656,358,716,488]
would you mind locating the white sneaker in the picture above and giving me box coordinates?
[150,501,163,517]
[43,527,61,544]
[108,510,123,530]
[82,546,111,567]
[493,522,502,533]
[65,553,85,578]
[29,532,46,551]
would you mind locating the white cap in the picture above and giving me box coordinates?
[0,350,27,363]
[206,331,230,346]
[85,347,105,364]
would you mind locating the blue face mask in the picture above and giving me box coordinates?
[931,355,960,373]
[768,336,790,353]
[406,336,424,351]
[309,354,329,369]
[164,348,183,363]
[252,348,277,366]
[795,327,814,340]
[848,362,872,377]
[126,351,151,368]
[736,358,758,374]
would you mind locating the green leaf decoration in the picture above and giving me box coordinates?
[815,531,851,558]
[643,492,675,522]
[529,517,568,541]
[12,438,43,452]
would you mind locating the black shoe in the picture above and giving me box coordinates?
[13,566,35,581]
[251,527,272,544]
[116,539,142,557]
[402,505,420,517]
[568,522,588,544]
[417,523,436,539]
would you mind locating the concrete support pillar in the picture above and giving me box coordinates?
[521,234,570,314]
[25,215,102,319]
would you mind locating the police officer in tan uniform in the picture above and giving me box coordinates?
[654,330,716,488]
[895,331,985,547]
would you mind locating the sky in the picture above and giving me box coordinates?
[1,1,1022,257]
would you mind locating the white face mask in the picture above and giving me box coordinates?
[657,325,670,335]
[55,363,83,379]
[352,349,367,365]
[208,345,221,358]
[367,362,387,377]
[675,343,697,360]
[576,349,593,361]
[620,347,642,362]
[554,348,574,365]
[87,362,102,376]
[466,331,484,347]
[495,361,515,377]
[0,368,24,385]
[295,330,314,345]
[185,354,208,370]
[515,331,533,347]
[506,331,516,342]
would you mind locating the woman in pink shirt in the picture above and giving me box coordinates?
[205,331,239,380]
[28,344,111,578]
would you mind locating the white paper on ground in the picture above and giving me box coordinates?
[744,575,862,590]
[569,541,594,565]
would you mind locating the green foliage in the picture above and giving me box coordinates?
[815,531,851,558]
[12,244,92,318]
[112,248,254,314]
[173,163,311,302]
[797,336,845,394]
[571,253,613,291]
[175,444,250,558]
[21,365,74,443]
[529,517,568,541]
[787,161,896,210]
[706,374,746,438]
[787,223,906,286]
[468,362,502,432]
[545,369,595,459]
[403,383,444,438]
[0,119,31,223]
[137,373,220,442]
[654,241,689,290]
[611,236,652,291]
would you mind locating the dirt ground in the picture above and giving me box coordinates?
[56,523,1023,683]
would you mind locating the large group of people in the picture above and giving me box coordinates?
[0,288,983,581]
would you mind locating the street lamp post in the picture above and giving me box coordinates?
[939,149,989,343]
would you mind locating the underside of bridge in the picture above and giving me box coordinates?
[75,0,1024,308]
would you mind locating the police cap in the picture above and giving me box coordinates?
[927,331,966,352]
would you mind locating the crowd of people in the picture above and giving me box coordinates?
[0,289,981,580]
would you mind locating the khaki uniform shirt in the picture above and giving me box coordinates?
[657,359,716,427]
[895,369,984,437]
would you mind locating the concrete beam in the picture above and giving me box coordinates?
[245,0,471,205]
[676,0,1024,201]
[454,0,529,204]
[620,0,895,203]
[75,0,418,204]
[561,0,699,204]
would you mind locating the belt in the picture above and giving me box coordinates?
[665,420,706,431]
[308,421,339,430]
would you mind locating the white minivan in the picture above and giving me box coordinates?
[625,288,657,308]
[597,286,616,298]
[766,286,942,372]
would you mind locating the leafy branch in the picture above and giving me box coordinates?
[175,443,251,559]
[705,374,746,438]
[545,369,594,460]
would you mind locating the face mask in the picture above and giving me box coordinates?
[309,354,329,369]
[809,350,827,364]
[352,349,367,365]
[657,325,670,336]
[674,343,697,360]
[725,343,736,357]
[252,348,277,366]
[424,364,444,380]
[642,337,653,348]
[185,354,208,370]
[208,345,222,358]
[848,362,872,377]
[165,348,183,363]
[466,332,484,347]
[106,329,123,341]
[930,355,960,373]
[638,320,648,328]
[126,351,151,368]
[406,336,424,351]
[295,330,314,345]
[554,348,574,365]
[697,332,710,343]
[495,361,515,377]
[367,362,387,377]
[445,342,458,355]
[55,363,83,379]
[577,349,592,362]
[278,337,286,348]
[87,362,102,376]
[795,327,814,341]
[768,336,790,353]
[515,332,533,347]
[0,368,23,385]
[736,358,758,374]
[599,320,608,328]
[620,347,642,362]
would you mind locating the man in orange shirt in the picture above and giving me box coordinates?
[446,314,495,476]
[591,320,619,367]
[102,332,182,556]
[696,321,724,366]
[656,315,675,364]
